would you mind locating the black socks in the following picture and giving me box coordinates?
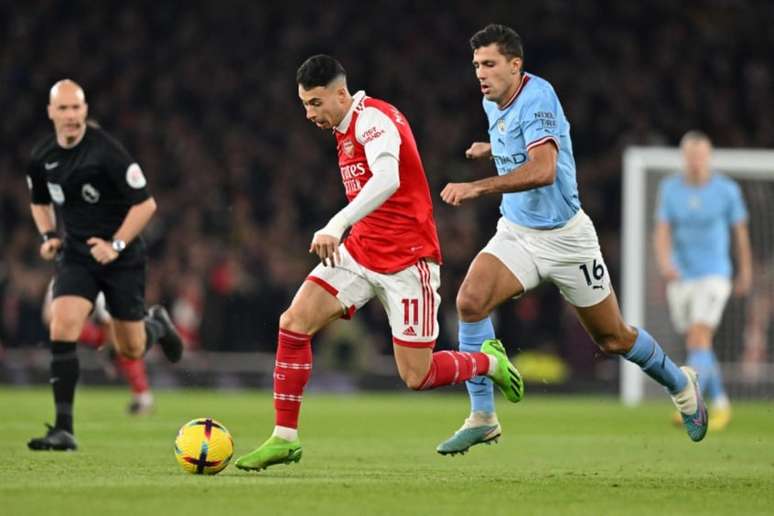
[51,341,79,433]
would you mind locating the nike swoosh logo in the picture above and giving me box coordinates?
[44,162,60,170]
[50,377,59,384]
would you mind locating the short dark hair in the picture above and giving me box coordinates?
[680,130,712,147]
[470,24,524,60]
[296,55,346,89]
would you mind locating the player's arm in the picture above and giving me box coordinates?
[652,181,679,281]
[441,142,556,206]
[653,221,679,282]
[26,157,62,260]
[732,221,752,296]
[88,139,155,264]
[310,108,401,267]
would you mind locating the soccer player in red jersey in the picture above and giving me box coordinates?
[235,55,524,471]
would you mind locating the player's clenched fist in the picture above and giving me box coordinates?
[441,182,482,206]
[464,141,492,160]
[40,238,62,260]
[309,232,340,267]
[87,237,119,264]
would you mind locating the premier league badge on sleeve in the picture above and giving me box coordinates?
[126,163,147,189]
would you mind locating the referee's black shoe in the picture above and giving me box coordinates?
[28,424,78,451]
[149,305,184,363]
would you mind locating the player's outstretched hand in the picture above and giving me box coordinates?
[310,232,340,267]
[441,182,482,207]
[465,142,492,160]
[87,237,119,265]
[39,238,62,261]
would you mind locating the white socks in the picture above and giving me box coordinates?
[273,425,298,441]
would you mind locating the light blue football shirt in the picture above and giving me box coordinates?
[484,72,580,229]
[656,174,747,279]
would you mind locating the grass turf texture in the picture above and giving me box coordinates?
[3,387,774,516]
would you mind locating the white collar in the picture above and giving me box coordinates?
[335,90,366,133]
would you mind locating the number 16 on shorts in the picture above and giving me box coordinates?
[579,259,606,290]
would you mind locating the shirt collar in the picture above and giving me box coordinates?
[499,73,530,110]
[335,90,366,133]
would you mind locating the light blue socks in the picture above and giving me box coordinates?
[624,328,687,394]
[459,318,496,413]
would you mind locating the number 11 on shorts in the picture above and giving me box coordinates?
[401,298,419,325]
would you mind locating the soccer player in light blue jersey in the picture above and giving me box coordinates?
[654,131,752,431]
[437,24,708,454]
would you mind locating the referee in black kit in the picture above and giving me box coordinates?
[25,79,183,451]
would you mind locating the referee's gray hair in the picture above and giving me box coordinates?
[680,130,712,147]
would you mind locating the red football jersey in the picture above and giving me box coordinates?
[334,92,442,274]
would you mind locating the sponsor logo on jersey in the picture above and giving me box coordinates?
[361,126,385,144]
[46,182,65,205]
[402,326,417,337]
[340,162,367,196]
[126,163,147,189]
[493,153,528,168]
[341,139,355,158]
[81,183,100,203]
[44,161,60,170]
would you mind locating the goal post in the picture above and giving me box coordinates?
[621,146,774,405]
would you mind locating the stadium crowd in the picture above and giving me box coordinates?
[1,1,771,378]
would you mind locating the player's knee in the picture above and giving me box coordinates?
[456,290,488,322]
[50,314,85,340]
[114,337,145,359]
[279,308,314,336]
[401,369,427,391]
[117,346,144,360]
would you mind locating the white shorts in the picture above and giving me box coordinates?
[480,210,612,307]
[666,276,731,333]
[307,245,441,348]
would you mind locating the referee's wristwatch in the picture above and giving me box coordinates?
[111,239,127,253]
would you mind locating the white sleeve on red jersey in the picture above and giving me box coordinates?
[355,106,401,165]
[315,154,399,240]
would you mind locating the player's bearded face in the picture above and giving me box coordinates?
[298,85,344,130]
[473,44,522,106]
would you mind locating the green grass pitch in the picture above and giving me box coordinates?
[3,387,774,516]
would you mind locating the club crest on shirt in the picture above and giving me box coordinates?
[341,139,355,158]
[689,195,701,210]
[81,183,100,204]
[497,118,507,134]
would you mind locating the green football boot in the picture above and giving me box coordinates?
[481,339,524,403]
[235,435,303,471]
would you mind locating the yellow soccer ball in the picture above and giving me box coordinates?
[174,418,234,475]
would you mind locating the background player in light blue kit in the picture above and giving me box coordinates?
[437,24,708,454]
[654,131,751,431]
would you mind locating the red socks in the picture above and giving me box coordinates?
[418,351,491,390]
[115,355,150,394]
[274,329,313,429]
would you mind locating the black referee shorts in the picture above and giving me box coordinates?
[53,257,147,321]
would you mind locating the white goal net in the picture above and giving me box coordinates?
[621,147,774,404]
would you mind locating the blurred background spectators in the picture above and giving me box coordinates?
[1,0,772,383]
